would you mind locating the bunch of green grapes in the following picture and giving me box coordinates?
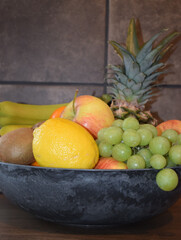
[97,117,181,191]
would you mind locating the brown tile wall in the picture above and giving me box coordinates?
[0,0,181,120]
[0,0,107,104]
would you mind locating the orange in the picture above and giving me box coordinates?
[32,118,99,169]
[50,106,66,119]
[31,161,40,166]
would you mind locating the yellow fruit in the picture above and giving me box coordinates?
[32,118,99,169]
[0,124,32,136]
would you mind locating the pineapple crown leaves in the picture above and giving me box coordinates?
[109,30,179,77]
[107,18,180,107]
[107,45,164,106]
[136,30,164,63]
[109,41,140,80]
[125,18,180,60]
[126,18,140,56]
[137,30,180,72]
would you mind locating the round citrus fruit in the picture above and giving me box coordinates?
[50,106,66,119]
[32,118,99,169]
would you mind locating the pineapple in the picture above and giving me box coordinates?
[107,19,180,126]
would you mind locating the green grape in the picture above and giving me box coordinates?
[97,128,107,141]
[137,128,153,146]
[150,154,167,169]
[156,168,179,191]
[137,148,152,168]
[140,124,158,137]
[112,143,132,162]
[98,142,113,157]
[149,136,170,155]
[162,129,178,143]
[100,94,112,104]
[95,139,100,146]
[176,134,181,145]
[103,126,123,145]
[169,145,181,165]
[166,156,177,168]
[112,119,124,128]
[127,155,146,169]
[122,117,139,131]
[122,129,141,147]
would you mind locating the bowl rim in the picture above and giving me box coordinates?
[0,161,181,173]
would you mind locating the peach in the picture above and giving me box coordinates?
[156,120,181,136]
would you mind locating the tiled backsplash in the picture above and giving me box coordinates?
[0,0,181,120]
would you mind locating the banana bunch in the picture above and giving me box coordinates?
[0,101,67,135]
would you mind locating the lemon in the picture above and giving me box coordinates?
[32,118,99,169]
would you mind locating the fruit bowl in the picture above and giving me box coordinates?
[0,162,181,226]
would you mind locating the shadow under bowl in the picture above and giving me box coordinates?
[0,162,181,226]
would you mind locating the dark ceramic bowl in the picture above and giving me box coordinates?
[0,162,181,226]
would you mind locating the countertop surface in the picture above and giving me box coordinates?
[0,193,181,240]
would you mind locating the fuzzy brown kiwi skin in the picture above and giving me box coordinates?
[32,121,45,130]
[0,128,35,165]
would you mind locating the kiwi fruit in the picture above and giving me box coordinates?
[32,121,44,130]
[0,127,35,165]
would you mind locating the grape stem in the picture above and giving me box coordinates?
[132,146,141,155]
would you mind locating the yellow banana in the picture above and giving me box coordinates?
[0,116,40,127]
[0,101,68,127]
[0,124,32,136]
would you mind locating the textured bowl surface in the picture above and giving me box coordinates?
[0,162,181,226]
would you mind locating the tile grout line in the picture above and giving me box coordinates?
[1,81,181,88]
[103,0,110,94]
[0,81,104,86]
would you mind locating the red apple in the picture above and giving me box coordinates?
[60,95,114,138]
[95,157,128,169]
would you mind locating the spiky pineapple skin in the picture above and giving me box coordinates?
[110,99,157,125]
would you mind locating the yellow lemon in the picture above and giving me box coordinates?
[32,118,99,169]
